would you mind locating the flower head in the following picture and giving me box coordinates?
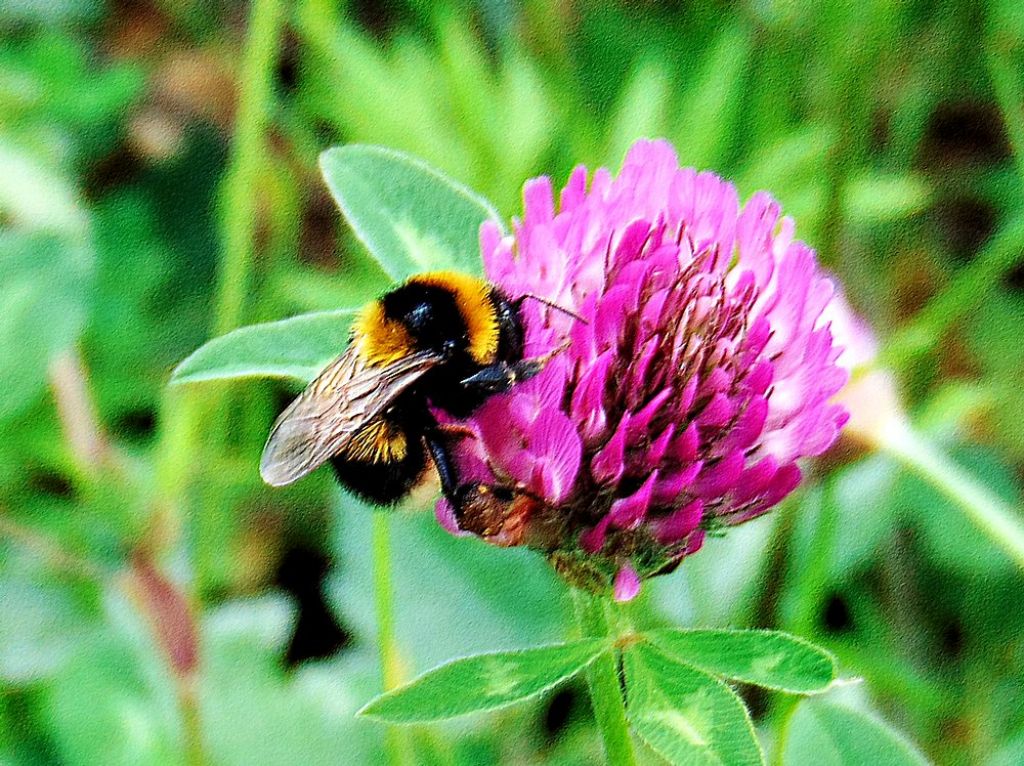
[439,139,849,599]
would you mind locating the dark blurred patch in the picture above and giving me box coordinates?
[738,683,768,721]
[0,689,60,763]
[940,714,975,749]
[812,435,870,475]
[822,592,853,633]
[939,618,965,658]
[83,144,144,200]
[1003,262,1024,293]
[921,102,1009,167]
[542,686,579,739]
[275,545,349,666]
[351,0,403,39]
[276,31,300,94]
[933,197,997,263]
[111,407,157,443]
[26,468,75,499]
[937,327,983,381]
[890,254,940,323]
[298,188,342,268]
[308,117,335,144]
[869,107,892,155]
[102,0,176,60]
[270,382,297,418]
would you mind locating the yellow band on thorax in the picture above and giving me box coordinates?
[408,271,500,364]
[352,301,415,367]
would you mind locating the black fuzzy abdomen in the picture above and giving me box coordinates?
[330,434,428,505]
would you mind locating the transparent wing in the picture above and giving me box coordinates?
[259,347,441,486]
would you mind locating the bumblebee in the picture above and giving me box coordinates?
[260,271,559,522]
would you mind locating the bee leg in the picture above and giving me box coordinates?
[458,363,518,395]
[459,340,571,394]
[421,421,498,529]
[436,423,476,440]
[422,424,461,507]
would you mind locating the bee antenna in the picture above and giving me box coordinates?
[516,293,589,325]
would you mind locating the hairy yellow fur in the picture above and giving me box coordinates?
[346,420,408,463]
[352,302,414,366]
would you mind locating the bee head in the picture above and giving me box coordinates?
[379,282,465,355]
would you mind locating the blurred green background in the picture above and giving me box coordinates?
[2,0,1024,763]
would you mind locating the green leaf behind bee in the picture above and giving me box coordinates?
[319,144,504,281]
[170,309,357,385]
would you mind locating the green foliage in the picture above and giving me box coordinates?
[171,309,357,384]
[0,230,92,422]
[0,31,142,155]
[319,144,501,280]
[624,642,764,766]
[329,504,569,671]
[645,629,837,694]
[39,630,181,765]
[359,639,606,722]
[782,699,929,766]
[2,0,1023,763]
[201,597,383,766]
[0,549,100,684]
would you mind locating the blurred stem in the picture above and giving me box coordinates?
[191,0,285,593]
[986,44,1024,184]
[154,390,202,529]
[878,421,1024,570]
[48,348,113,479]
[180,683,205,766]
[571,590,637,766]
[151,387,212,595]
[372,512,401,690]
[771,701,800,766]
[0,510,105,581]
[49,348,143,537]
[213,0,285,336]
[371,511,414,766]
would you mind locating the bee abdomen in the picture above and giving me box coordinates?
[345,420,409,463]
[330,424,428,505]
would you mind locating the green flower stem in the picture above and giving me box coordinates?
[789,484,840,638]
[879,420,1024,570]
[213,0,285,336]
[771,699,801,766]
[571,589,638,766]
[195,0,285,592]
[371,511,414,766]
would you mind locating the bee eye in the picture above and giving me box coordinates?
[442,339,458,356]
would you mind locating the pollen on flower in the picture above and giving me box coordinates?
[438,138,850,599]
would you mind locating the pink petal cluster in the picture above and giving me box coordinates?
[441,139,849,599]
